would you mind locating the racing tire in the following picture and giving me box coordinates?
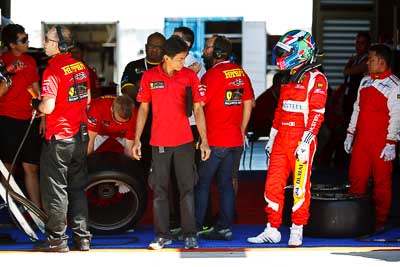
[86,152,147,235]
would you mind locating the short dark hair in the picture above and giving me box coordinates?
[163,35,188,58]
[1,24,25,49]
[147,32,166,44]
[369,44,392,67]
[174,27,195,49]
[113,95,134,120]
[356,31,371,44]
[213,34,232,59]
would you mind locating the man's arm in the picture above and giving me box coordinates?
[193,102,211,161]
[386,81,400,143]
[132,102,149,160]
[0,80,8,97]
[241,99,254,137]
[37,95,56,114]
[125,139,134,158]
[87,130,98,155]
[344,56,368,76]
[347,77,368,134]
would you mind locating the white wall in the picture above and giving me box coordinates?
[10,0,312,84]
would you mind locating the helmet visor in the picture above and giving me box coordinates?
[274,42,293,58]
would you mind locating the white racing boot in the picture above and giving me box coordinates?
[247,223,281,244]
[288,223,303,247]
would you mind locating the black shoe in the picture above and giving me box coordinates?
[184,236,199,249]
[170,227,184,241]
[73,237,90,251]
[34,239,69,252]
[201,228,232,241]
[148,237,172,250]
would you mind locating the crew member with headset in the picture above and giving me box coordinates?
[32,25,92,252]
[195,35,255,241]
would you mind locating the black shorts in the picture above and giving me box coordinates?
[0,116,42,165]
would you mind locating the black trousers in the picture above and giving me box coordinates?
[149,142,197,238]
[40,133,91,241]
[170,126,213,228]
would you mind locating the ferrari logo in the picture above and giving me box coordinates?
[226,91,232,100]
[69,87,75,96]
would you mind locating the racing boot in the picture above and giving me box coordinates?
[288,223,303,247]
[247,223,281,244]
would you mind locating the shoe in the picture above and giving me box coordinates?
[73,237,91,251]
[201,227,232,241]
[148,237,172,250]
[197,225,213,235]
[184,236,199,249]
[171,227,184,241]
[34,239,69,252]
[247,223,281,244]
[288,223,303,247]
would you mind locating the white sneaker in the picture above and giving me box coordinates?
[288,223,303,247]
[247,223,281,244]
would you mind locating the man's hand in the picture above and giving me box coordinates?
[344,133,354,154]
[188,61,201,74]
[265,128,278,168]
[132,140,142,160]
[294,131,315,164]
[200,141,211,161]
[380,143,396,161]
[39,117,46,137]
[295,142,310,163]
[31,98,41,112]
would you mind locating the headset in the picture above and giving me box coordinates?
[56,25,69,53]
[212,35,231,59]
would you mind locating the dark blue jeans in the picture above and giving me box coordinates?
[195,146,240,230]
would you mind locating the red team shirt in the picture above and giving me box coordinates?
[41,53,90,140]
[137,64,202,147]
[201,61,254,147]
[0,51,39,120]
[87,96,137,140]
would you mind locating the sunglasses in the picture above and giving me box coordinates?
[15,35,29,44]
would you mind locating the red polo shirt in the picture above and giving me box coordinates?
[41,53,90,140]
[137,64,201,146]
[0,51,39,120]
[88,96,136,140]
[201,61,254,147]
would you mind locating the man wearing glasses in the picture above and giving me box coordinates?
[0,24,42,209]
[87,94,136,158]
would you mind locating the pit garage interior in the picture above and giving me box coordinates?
[0,0,400,251]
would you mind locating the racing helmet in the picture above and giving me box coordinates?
[274,30,316,70]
